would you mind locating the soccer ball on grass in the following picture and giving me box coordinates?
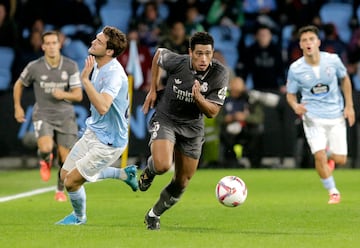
[215,176,247,207]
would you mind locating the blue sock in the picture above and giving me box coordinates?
[98,167,121,180]
[68,186,86,220]
[321,176,339,194]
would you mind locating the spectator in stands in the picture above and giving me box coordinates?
[158,21,188,55]
[238,24,285,92]
[15,30,43,76]
[129,1,167,54]
[220,76,279,168]
[184,5,205,36]
[242,0,279,37]
[0,2,19,48]
[206,0,244,27]
[238,24,290,167]
[117,29,152,92]
[13,18,45,80]
[321,23,347,63]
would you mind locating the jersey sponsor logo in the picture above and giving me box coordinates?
[173,85,194,103]
[310,83,329,96]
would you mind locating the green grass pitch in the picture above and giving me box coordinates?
[0,168,359,248]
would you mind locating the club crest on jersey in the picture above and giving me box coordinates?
[41,75,48,80]
[61,71,69,80]
[200,82,208,92]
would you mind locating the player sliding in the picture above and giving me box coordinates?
[139,31,229,230]
[286,25,355,204]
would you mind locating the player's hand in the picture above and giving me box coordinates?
[14,106,26,123]
[81,55,95,81]
[192,80,202,101]
[344,105,355,127]
[142,90,157,114]
[293,102,307,116]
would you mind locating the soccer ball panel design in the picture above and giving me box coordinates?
[215,176,247,207]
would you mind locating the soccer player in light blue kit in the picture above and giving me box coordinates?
[286,25,355,204]
[56,26,138,225]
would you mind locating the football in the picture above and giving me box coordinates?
[215,176,247,207]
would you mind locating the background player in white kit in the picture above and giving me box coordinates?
[286,25,355,204]
[13,30,83,202]
[55,26,138,225]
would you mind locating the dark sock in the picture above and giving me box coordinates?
[153,180,184,216]
[38,151,52,163]
[57,162,64,191]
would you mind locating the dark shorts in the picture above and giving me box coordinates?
[33,117,78,149]
[148,114,205,159]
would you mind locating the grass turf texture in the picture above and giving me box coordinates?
[0,168,359,248]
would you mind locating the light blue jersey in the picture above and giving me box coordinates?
[287,52,347,119]
[86,58,129,148]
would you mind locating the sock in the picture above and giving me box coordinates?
[148,208,159,218]
[38,150,52,163]
[146,156,159,176]
[97,167,121,180]
[321,176,339,194]
[68,186,87,220]
[57,168,65,192]
[152,180,184,216]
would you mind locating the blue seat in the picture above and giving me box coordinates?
[0,46,15,91]
[62,39,88,71]
[209,25,241,71]
[99,1,131,34]
[281,24,295,50]
[319,2,353,43]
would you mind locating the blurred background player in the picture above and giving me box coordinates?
[286,25,355,204]
[13,30,83,202]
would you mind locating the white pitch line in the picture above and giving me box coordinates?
[0,186,56,203]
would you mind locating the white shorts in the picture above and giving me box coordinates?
[63,129,125,182]
[302,115,347,155]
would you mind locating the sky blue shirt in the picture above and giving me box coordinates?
[287,52,347,119]
[86,58,129,147]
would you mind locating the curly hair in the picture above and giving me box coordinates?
[102,26,128,57]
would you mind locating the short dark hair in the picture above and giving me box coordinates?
[189,32,214,51]
[102,26,127,57]
[41,30,60,43]
[298,25,320,39]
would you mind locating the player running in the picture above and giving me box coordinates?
[139,32,229,230]
[286,25,355,204]
[13,30,83,202]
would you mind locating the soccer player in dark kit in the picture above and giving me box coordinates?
[139,31,229,230]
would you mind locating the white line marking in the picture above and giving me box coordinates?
[0,186,56,203]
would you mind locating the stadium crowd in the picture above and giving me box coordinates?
[1,0,360,169]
